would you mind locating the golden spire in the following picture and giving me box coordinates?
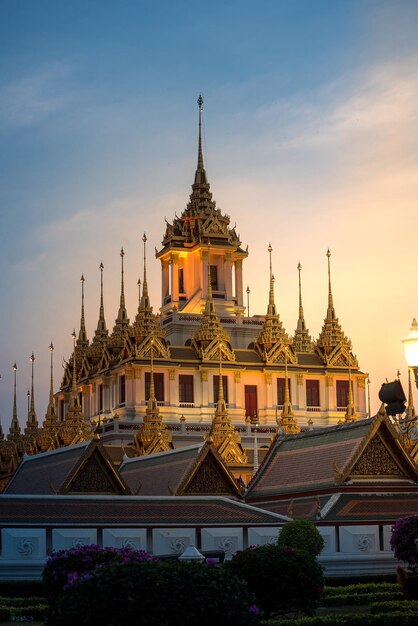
[192,244,234,361]
[255,244,293,364]
[317,249,355,364]
[142,234,149,304]
[246,285,250,318]
[8,363,21,438]
[406,368,416,420]
[293,262,314,353]
[195,94,208,186]
[345,366,357,422]
[91,262,109,350]
[111,248,130,344]
[280,352,300,434]
[137,277,141,307]
[133,234,166,346]
[207,344,247,465]
[77,275,89,348]
[25,352,39,432]
[68,330,82,416]
[267,243,276,317]
[134,336,172,454]
[326,248,334,319]
[44,342,58,425]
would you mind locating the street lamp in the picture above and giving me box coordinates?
[402,318,418,388]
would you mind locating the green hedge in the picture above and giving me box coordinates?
[323,583,398,597]
[320,591,403,606]
[0,595,44,607]
[370,600,418,614]
[0,603,48,621]
[263,610,418,626]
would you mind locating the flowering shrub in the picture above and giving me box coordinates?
[226,544,324,617]
[46,560,260,626]
[43,544,154,603]
[391,516,418,569]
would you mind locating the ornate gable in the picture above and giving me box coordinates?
[351,434,405,477]
[60,439,130,495]
[324,344,358,368]
[178,444,241,497]
[135,334,170,360]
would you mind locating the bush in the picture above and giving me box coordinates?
[390,516,418,568]
[323,583,398,597]
[226,544,323,617]
[42,543,154,603]
[320,591,403,606]
[47,560,259,626]
[278,519,324,557]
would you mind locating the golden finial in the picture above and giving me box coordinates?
[246,285,250,318]
[326,248,334,315]
[197,94,204,172]
[197,94,203,110]
[27,351,38,428]
[267,243,276,316]
[10,362,20,436]
[142,234,148,299]
[46,340,57,421]
[287,499,294,518]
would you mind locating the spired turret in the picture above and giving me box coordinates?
[156,95,247,319]
[316,250,357,368]
[255,244,296,365]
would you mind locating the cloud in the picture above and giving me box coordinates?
[0,63,74,131]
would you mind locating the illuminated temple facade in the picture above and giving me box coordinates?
[0,97,369,486]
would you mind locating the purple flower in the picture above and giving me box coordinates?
[248,604,260,615]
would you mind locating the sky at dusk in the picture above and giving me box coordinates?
[1,0,418,430]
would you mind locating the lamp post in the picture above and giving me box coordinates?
[402,318,418,388]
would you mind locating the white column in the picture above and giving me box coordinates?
[235,259,243,306]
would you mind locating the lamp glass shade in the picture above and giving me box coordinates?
[402,318,418,367]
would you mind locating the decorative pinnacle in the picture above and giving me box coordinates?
[78,274,87,345]
[11,362,19,434]
[142,234,148,298]
[137,277,141,305]
[267,244,276,315]
[95,261,107,334]
[197,94,204,172]
[47,341,56,416]
[29,352,36,423]
[326,248,334,316]
[119,247,126,311]
[297,262,303,320]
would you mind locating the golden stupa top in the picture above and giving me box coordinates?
[158,96,246,254]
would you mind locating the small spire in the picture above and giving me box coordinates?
[117,248,128,320]
[326,249,335,320]
[98,262,106,332]
[267,243,276,317]
[197,94,204,172]
[280,352,300,434]
[253,422,259,476]
[216,347,227,415]
[293,262,314,353]
[142,234,149,303]
[68,330,81,414]
[92,262,108,347]
[406,368,416,420]
[297,262,303,321]
[137,277,141,306]
[45,342,58,422]
[148,338,156,410]
[246,285,250,318]
[77,275,88,347]
[345,366,357,422]
[25,352,38,432]
[9,363,21,437]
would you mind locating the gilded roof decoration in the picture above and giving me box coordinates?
[292,262,314,353]
[192,260,235,362]
[207,360,247,465]
[316,250,356,366]
[160,96,244,252]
